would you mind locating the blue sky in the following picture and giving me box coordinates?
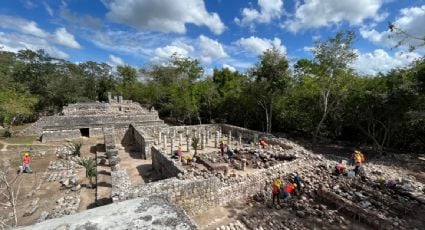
[0,0,424,75]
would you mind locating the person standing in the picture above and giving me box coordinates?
[353,149,365,176]
[21,152,32,173]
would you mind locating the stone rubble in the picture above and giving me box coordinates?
[47,194,81,219]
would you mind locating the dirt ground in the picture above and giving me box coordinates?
[0,136,99,227]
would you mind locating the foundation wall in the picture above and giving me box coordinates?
[132,125,154,159]
[151,146,186,179]
[41,129,81,143]
[220,124,270,142]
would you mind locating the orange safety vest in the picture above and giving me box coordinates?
[23,156,31,164]
[284,184,295,194]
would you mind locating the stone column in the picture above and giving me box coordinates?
[170,138,174,155]
[187,137,191,153]
[179,133,183,145]
[158,132,162,144]
[172,129,176,139]
[238,133,242,147]
[215,131,219,148]
[185,128,189,138]
[201,133,205,150]
[218,131,222,143]
[163,134,167,150]
[228,131,232,144]
[206,130,210,143]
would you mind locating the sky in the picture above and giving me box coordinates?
[0,0,424,75]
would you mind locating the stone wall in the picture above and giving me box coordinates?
[129,159,305,216]
[41,129,81,143]
[220,124,270,143]
[132,125,155,159]
[151,146,186,179]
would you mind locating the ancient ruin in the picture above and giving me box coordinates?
[10,94,425,229]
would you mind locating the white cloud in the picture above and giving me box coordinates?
[104,0,225,34]
[54,28,81,49]
[150,41,194,63]
[235,36,286,55]
[222,64,236,72]
[0,14,47,37]
[43,1,54,16]
[351,49,421,75]
[360,5,425,49]
[108,54,125,66]
[283,0,385,32]
[235,0,284,27]
[0,31,68,59]
[198,35,228,64]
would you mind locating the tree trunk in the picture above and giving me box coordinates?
[313,90,330,146]
[267,98,273,133]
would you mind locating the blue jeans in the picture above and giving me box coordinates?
[22,164,32,173]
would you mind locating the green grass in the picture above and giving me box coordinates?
[0,143,3,150]
[0,136,38,145]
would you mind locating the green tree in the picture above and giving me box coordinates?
[310,31,357,145]
[249,47,290,133]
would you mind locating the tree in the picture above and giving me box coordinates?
[79,157,97,188]
[191,136,199,158]
[388,22,425,52]
[310,31,357,145]
[0,89,38,132]
[249,47,290,133]
[0,162,23,227]
[117,65,138,86]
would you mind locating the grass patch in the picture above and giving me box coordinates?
[0,136,38,145]
[0,128,5,137]
[0,143,3,150]
[10,123,32,132]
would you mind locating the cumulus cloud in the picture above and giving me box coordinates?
[235,36,286,55]
[0,14,47,37]
[360,5,425,50]
[283,0,386,32]
[222,64,236,72]
[108,54,125,66]
[103,0,225,34]
[150,41,194,63]
[198,35,228,64]
[54,28,81,49]
[351,49,421,75]
[0,31,69,59]
[235,0,284,27]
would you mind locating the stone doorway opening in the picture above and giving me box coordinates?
[80,128,90,137]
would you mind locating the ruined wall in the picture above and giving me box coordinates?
[129,159,305,216]
[151,146,186,179]
[41,129,81,143]
[132,125,155,159]
[220,124,270,142]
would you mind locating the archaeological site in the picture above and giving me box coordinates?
[0,94,421,230]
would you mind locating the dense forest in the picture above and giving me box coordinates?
[0,32,424,154]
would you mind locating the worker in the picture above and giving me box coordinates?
[280,183,297,201]
[259,138,268,149]
[335,163,347,175]
[21,152,32,173]
[293,172,304,190]
[272,177,282,206]
[352,149,365,176]
[227,145,234,160]
[177,145,183,162]
[187,155,193,165]
[219,140,226,156]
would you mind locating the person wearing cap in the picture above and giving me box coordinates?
[352,149,365,176]
[280,182,297,201]
[227,145,234,160]
[272,177,282,206]
[219,140,226,156]
[21,152,32,173]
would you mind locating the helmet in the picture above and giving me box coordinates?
[24,152,30,157]
[293,183,297,187]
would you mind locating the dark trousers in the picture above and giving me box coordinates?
[272,193,280,205]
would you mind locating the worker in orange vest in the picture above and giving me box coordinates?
[280,183,297,201]
[259,138,268,149]
[21,152,33,173]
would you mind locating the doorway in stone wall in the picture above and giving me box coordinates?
[80,128,90,137]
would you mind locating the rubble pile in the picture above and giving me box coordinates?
[47,160,82,170]
[44,169,77,183]
[46,195,81,220]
